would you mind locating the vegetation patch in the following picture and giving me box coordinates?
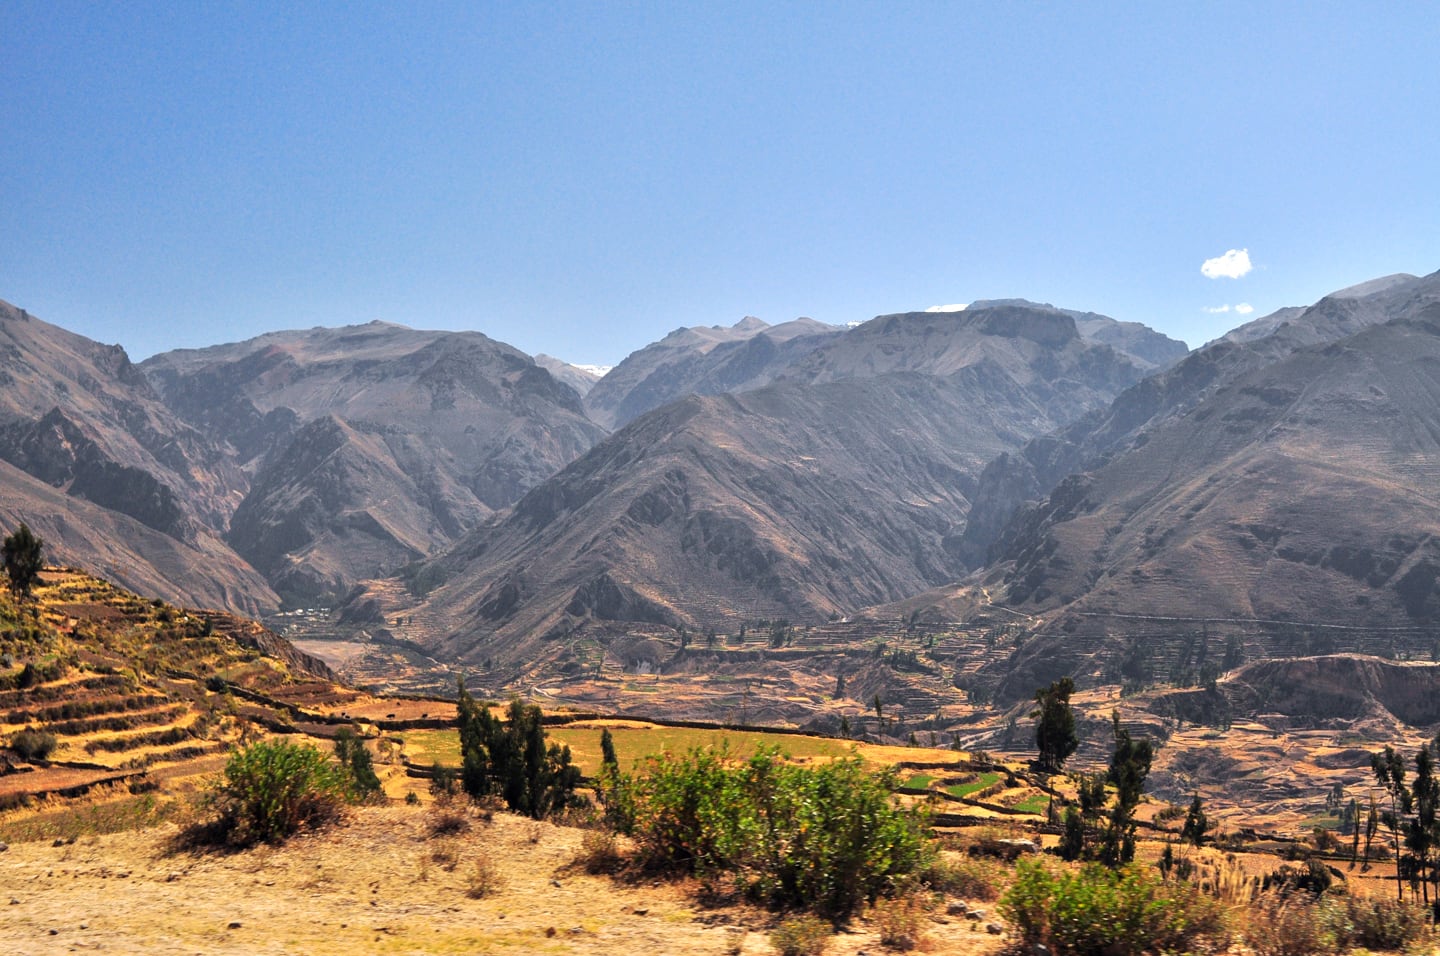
[188,738,353,847]
[605,745,930,918]
[999,858,1229,956]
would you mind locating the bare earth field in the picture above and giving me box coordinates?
[0,806,1007,956]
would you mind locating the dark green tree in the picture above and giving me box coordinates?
[1373,745,1413,900]
[1181,794,1208,847]
[333,727,382,797]
[1099,712,1153,866]
[457,677,497,797]
[455,679,581,819]
[1078,772,1108,820]
[1407,745,1438,904]
[1059,806,1085,861]
[1031,677,1079,773]
[599,727,619,771]
[1364,795,1380,870]
[3,522,43,599]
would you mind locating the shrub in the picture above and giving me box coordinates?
[999,858,1229,956]
[1244,892,1343,956]
[426,800,472,837]
[610,745,930,918]
[871,895,927,950]
[1336,893,1430,951]
[10,728,57,761]
[917,852,1006,901]
[769,914,831,956]
[206,738,350,846]
[429,838,461,871]
[465,851,503,898]
[574,828,623,874]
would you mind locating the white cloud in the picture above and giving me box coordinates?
[1201,248,1253,279]
[925,303,968,313]
[1204,302,1257,316]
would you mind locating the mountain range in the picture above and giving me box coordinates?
[2,270,1437,701]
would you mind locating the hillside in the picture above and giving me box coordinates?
[975,304,1440,698]
[141,321,607,605]
[0,565,349,817]
[372,304,1159,678]
[954,270,1440,567]
[583,315,841,429]
[0,301,277,615]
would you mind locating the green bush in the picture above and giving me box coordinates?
[999,858,1229,956]
[609,745,930,918]
[207,739,350,845]
[10,728,57,761]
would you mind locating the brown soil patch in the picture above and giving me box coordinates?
[0,766,135,799]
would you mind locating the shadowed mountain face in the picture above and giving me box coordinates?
[141,321,607,605]
[981,303,1440,697]
[0,300,277,615]
[405,305,1158,672]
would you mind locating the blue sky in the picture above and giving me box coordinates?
[3,2,1437,365]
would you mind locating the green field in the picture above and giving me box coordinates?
[902,773,934,790]
[946,771,1001,799]
[399,722,866,777]
[1012,793,1051,815]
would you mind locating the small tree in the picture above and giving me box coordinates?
[333,728,382,798]
[2,523,43,599]
[1031,677,1079,773]
[1373,745,1412,901]
[1100,712,1153,866]
[1181,794,1208,847]
[599,727,619,771]
[1408,745,1438,905]
[1364,795,1380,870]
[1060,806,1086,861]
